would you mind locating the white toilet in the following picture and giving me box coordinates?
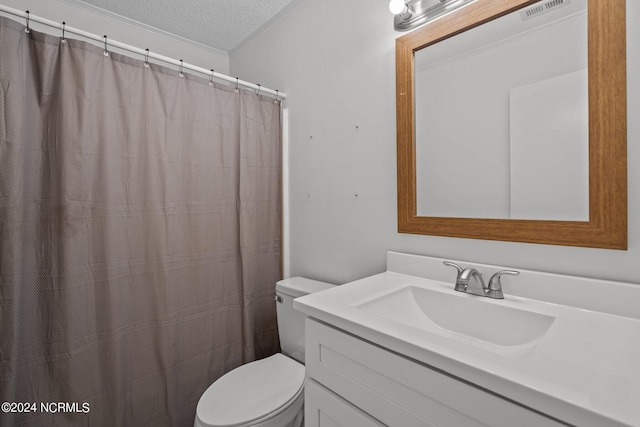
[194,277,335,427]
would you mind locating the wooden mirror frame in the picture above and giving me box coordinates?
[396,0,627,249]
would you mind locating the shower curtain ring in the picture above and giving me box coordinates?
[209,69,215,86]
[24,10,30,33]
[234,77,239,93]
[103,35,110,56]
[144,49,150,68]
[274,90,280,104]
[255,84,261,97]
[178,60,184,77]
[61,22,67,43]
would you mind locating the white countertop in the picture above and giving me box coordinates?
[294,268,640,427]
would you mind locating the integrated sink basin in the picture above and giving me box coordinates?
[356,286,555,347]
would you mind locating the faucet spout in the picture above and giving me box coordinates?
[456,268,487,296]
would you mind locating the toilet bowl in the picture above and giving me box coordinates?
[194,277,335,427]
[194,354,304,427]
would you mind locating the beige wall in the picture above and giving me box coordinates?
[231,0,640,286]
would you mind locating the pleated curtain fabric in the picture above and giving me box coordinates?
[0,16,281,427]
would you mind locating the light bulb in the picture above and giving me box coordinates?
[389,0,407,15]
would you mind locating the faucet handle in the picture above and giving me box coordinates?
[443,261,467,291]
[443,261,464,275]
[488,270,520,291]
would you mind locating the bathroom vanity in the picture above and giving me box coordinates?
[294,252,640,427]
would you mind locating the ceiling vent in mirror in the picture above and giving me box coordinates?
[521,0,570,21]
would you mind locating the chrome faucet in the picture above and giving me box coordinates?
[443,261,519,299]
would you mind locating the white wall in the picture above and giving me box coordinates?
[0,0,229,74]
[230,0,640,286]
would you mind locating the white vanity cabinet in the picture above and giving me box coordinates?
[305,319,564,427]
[296,252,640,427]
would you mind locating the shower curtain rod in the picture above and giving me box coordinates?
[0,4,287,100]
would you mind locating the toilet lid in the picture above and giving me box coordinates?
[196,353,305,427]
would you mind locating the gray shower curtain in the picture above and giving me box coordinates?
[0,16,281,427]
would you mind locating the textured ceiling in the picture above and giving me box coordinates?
[71,0,301,52]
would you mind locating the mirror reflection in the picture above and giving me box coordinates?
[414,0,588,220]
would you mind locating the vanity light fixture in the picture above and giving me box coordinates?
[389,0,412,17]
[390,0,476,31]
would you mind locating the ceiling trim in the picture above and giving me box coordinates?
[61,0,228,56]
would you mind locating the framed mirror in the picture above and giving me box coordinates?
[396,0,627,249]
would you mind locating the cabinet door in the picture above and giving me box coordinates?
[306,319,565,427]
[305,379,386,427]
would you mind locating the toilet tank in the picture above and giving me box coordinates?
[275,277,335,364]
